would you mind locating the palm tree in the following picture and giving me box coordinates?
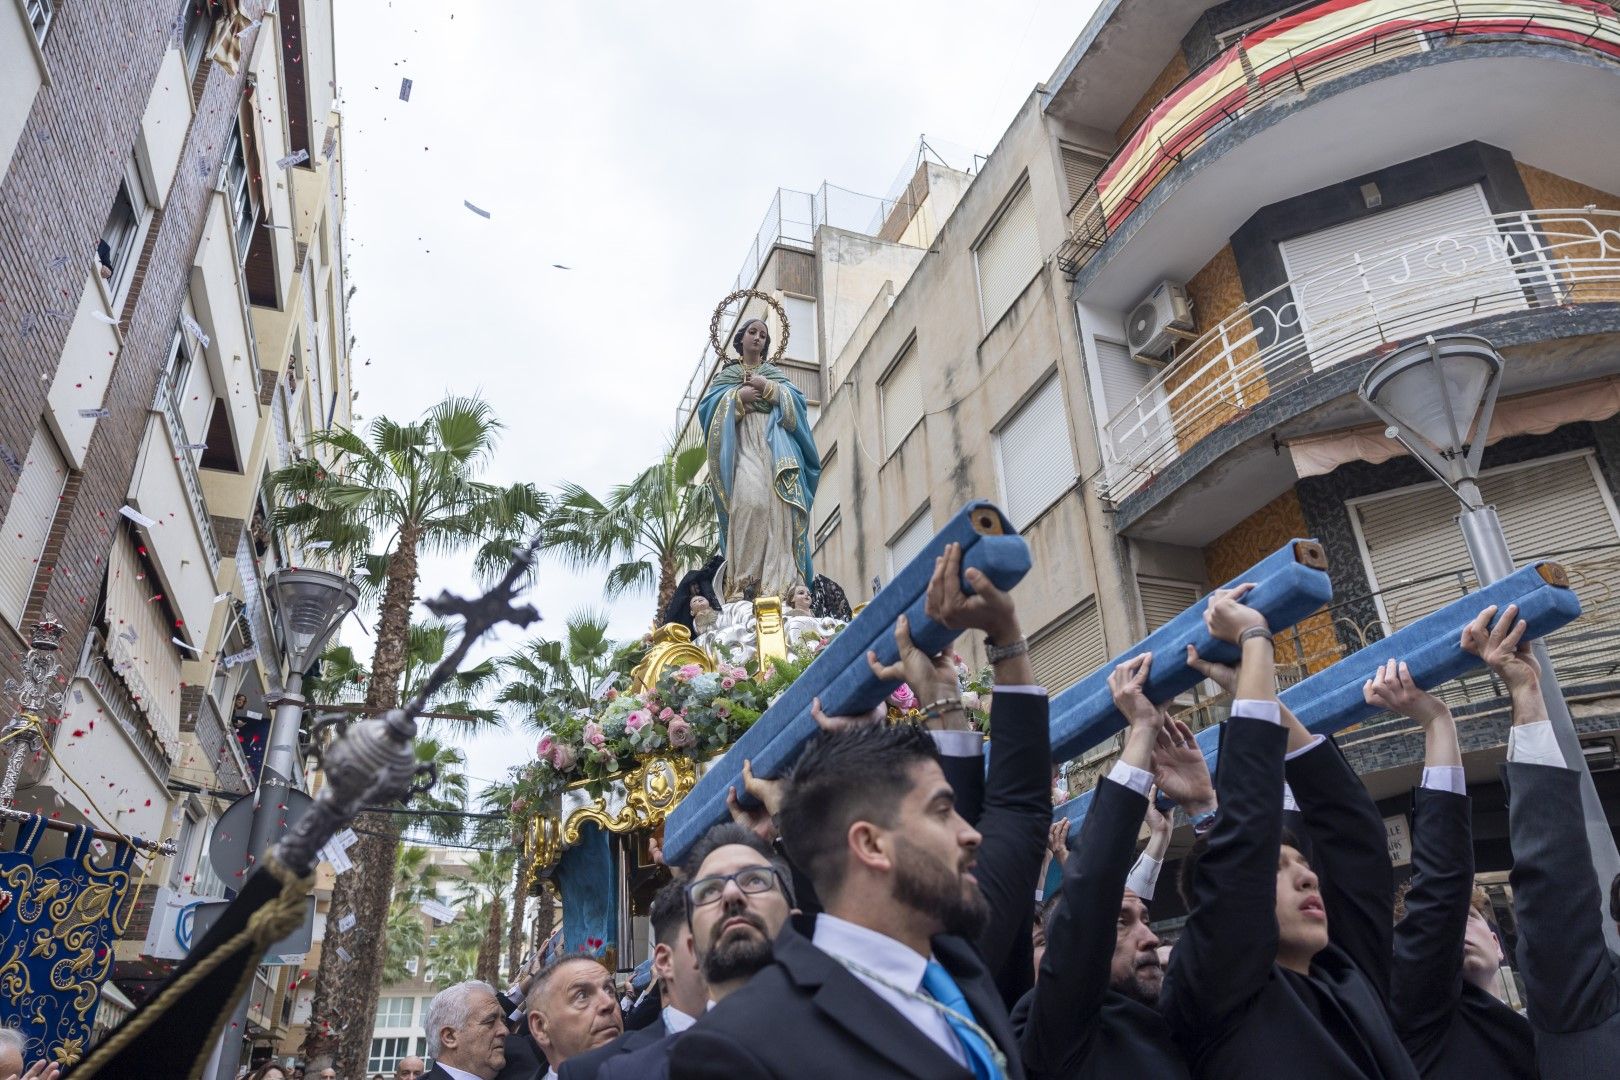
[496,610,616,727]
[274,396,544,1075]
[543,442,714,623]
[453,850,517,985]
[382,897,427,986]
[426,905,486,987]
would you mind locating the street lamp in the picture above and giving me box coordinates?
[1361,333,1620,948]
[248,567,360,864]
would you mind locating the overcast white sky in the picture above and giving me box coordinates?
[329,0,1100,799]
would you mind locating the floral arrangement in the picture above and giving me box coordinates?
[510,626,995,806]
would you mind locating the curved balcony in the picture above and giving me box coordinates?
[1057,0,1620,278]
[1099,208,1620,503]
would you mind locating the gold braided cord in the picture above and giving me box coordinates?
[709,289,790,364]
[64,856,313,1080]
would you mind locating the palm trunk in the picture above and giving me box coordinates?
[655,553,678,627]
[532,879,556,953]
[300,528,421,1075]
[506,853,529,975]
[476,898,504,985]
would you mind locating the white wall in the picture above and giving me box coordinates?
[137,47,191,207]
[128,414,218,649]
[35,677,171,843]
[0,4,43,179]
[191,194,259,466]
[46,279,123,470]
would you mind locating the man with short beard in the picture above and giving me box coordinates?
[1012,652,1195,1079]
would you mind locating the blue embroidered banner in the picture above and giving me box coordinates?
[0,820,139,1066]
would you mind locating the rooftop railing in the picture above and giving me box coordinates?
[1056,0,1620,278]
[1098,208,1620,503]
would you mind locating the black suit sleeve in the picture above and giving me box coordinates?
[1019,775,1148,1076]
[969,690,1053,1006]
[668,1027,774,1079]
[1161,715,1288,1036]
[1285,735,1395,995]
[1504,761,1620,1035]
[940,748,987,827]
[1390,787,1474,1063]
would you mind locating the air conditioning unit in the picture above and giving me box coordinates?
[1125,280,1195,360]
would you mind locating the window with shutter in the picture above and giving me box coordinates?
[1061,146,1106,233]
[1138,577,1202,632]
[814,446,840,533]
[1093,337,1164,459]
[975,182,1041,331]
[996,376,1076,528]
[1351,452,1620,682]
[0,422,68,628]
[881,341,923,456]
[782,296,818,366]
[888,508,934,579]
[1278,185,1527,371]
[1029,599,1107,693]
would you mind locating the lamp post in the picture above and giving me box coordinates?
[1360,334,1620,948]
[210,567,357,1080]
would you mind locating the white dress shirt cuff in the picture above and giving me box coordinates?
[994,685,1046,696]
[1281,781,1300,812]
[1508,720,1566,768]
[1231,699,1282,725]
[1126,852,1163,902]
[1421,765,1466,794]
[929,729,984,758]
[1284,734,1326,760]
[1106,759,1154,797]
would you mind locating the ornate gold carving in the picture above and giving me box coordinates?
[524,813,565,883]
[710,288,790,364]
[560,755,699,845]
[753,596,788,663]
[631,624,716,693]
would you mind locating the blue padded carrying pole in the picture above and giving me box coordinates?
[1054,561,1582,836]
[1047,540,1332,764]
[662,502,1032,863]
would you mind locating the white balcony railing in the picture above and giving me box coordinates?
[1099,208,1620,502]
[153,379,221,569]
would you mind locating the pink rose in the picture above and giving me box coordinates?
[891,683,918,710]
[604,687,618,701]
[584,722,605,748]
[721,677,735,690]
[667,718,694,748]
[713,702,731,718]
[626,710,650,733]
[658,707,675,721]
[537,735,554,758]
[552,743,577,770]
[677,663,703,681]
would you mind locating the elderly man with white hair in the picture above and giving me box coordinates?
[422,980,508,1080]
[0,1027,55,1080]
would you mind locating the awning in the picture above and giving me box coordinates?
[1286,377,1620,478]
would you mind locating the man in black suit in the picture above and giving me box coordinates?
[421,980,510,1080]
[1159,585,1419,1079]
[561,881,709,1079]
[1464,602,1620,1076]
[669,544,1047,1079]
[526,957,623,1079]
[1012,653,1197,1079]
[1364,655,1535,1078]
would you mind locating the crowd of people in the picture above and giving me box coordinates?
[383,545,1613,1079]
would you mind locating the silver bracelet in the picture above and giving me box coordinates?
[985,636,1028,664]
[1238,626,1274,646]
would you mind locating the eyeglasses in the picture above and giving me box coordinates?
[686,865,784,907]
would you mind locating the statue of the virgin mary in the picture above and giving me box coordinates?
[697,314,820,601]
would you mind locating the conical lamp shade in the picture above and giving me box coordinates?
[1360,335,1503,481]
[266,567,360,672]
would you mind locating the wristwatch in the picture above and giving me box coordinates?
[985,636,1028,664]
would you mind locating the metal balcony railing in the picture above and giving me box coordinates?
[1065,541,1620,792]
[1056,0,1620,278]
[78,628,174,783]
[152,378,221,569]
[193,690,253,794]
[1098,208,1620,503]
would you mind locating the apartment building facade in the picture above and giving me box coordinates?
[0,0,353,1063]
[678,0,1620,928]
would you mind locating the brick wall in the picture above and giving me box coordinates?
[0,4,263,718]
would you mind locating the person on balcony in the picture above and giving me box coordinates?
[1363,656,1536,1078]
[697,317,820,603]
[1464,603,1620,1075]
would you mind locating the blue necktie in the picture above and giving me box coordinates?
[921,959,1000,1080]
